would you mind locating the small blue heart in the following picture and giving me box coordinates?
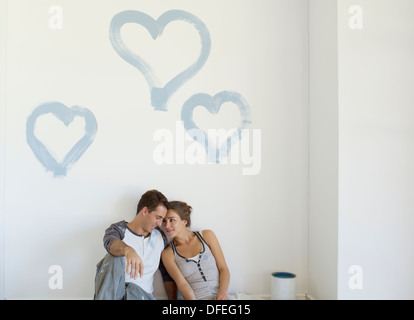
[26,102,98,177]
[109,10,211,112]
[181,91,251,164]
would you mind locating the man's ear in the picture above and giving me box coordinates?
[141,206,148,216]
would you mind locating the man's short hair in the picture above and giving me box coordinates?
[137,189,170,214]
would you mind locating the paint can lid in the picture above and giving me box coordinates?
[271,272,296,279]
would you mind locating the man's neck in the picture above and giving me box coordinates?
[127,217,149,237]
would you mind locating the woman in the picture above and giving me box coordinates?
[161,201,230,300]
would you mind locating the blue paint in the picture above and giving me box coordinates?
[109,10,211,111]
[272,272,296,279]
[181,91,251,164]
[26,102,98,178]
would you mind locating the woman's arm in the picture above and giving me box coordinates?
[161,247,196,300]
[202,230,230,300]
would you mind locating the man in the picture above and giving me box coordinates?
[94,189,176,300]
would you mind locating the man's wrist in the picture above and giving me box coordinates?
[123,245,134,256]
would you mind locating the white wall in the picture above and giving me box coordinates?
[309,0,414,300]
[1,0,309,299]
[0,0,6,300]
[308,0,338,300]
[337,0,414,299]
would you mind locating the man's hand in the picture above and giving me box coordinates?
[108,239,144,279]
[125,246,144,279]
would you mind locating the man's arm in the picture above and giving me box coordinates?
[107,238,130,256]
[108,239,144,280]
[103,222,144,280]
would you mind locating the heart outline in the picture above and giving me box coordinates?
[181,91,251,164]
[109,10,211,112]
[26,102,98,177]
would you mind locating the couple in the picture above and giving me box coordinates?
[94,189,230,300]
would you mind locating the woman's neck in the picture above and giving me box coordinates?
[173,228,194,246]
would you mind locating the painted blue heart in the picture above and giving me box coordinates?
[181,91,251,164]
[26,102,98,178]
[109,10,211,111]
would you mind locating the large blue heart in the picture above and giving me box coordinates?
[109,10,211,111]
[26,102,98,177]
[181,91,251,164]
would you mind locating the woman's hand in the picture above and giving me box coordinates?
[214,291,229,300]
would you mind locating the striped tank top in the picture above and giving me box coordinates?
[171,231,220,300]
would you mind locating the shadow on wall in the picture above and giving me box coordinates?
[46,193,145,299]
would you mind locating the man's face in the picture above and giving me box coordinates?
[143,205,167,234]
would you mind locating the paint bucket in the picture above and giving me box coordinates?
[270,272,296,300]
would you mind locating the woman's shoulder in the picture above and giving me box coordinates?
[198,229,218,245]
[200,229,215,238]
[162,243,174,257]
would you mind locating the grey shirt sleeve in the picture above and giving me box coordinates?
[103,223,173,283]
[103,220,127,253]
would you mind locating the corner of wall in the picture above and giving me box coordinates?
[308,0,339,300]
[0,0,7,300]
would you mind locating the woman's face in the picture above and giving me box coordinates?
[163,209,187,238]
